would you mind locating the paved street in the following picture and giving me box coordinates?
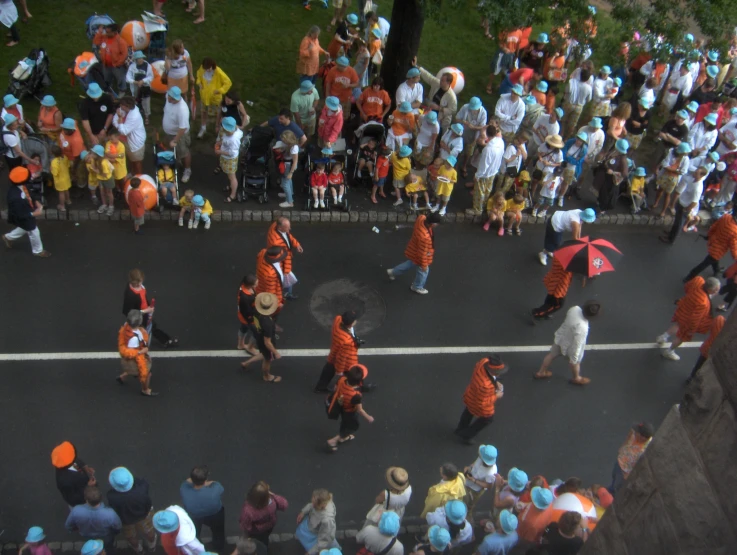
[0,220,710,546]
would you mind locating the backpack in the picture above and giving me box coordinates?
[325,390,342,420]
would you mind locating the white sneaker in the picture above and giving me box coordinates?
[278,192,286,198]
[106,205,114,216]
[686,226,697,233]
[97,204,108,214]
[319,200,325,208]
[411,286,429,295]
[386,269,395,281]
[197,125,206,139]
[656,334,669,347]
[178,218,184,227]
[439,207,446,216]
[393,198,403,206]
[173,198,179,206]
[411,203,418,210]
[557,197,564,207]
[429,204,438,213]
[279,201,294,208]
[204,220,211,230]
[313,199,319,208]
[182,168,192,183]
[532,208,538,217]
[193,220,199,229]
[332,197,338,205]
[337,196,343,203]
[538,251,548,266]
[524,198,531,208]
[538,210,547,218]
[187,220,193,229]
[661,349,680,361]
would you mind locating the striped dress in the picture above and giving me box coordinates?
[462,359,498,418]
[707,215,737,261]
[326,315,359,375]
[673,277,713,341]
[405,215,435,267]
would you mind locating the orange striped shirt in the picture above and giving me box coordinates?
[326,315,359,374]
[255,248,284,300]
[266,222,301,275]
[674,277,713,341]
[707,215,737,261]
[330,376,362,413]
[462,359,498,418]
[700,315,725,358]
[404,215,435,267]
[544,258,573,298]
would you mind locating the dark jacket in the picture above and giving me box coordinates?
[122,285,154,328]
[107,478,153,525]
[56,464,90,507]
[7,185,37,231]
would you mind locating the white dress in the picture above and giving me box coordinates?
[553,306,590,364]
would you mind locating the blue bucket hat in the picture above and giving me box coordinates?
[444,500,467,525]
[554,107,564,119]
[704,113,718,126]
[635,166,647,177]
[346,13,359,25]
[25,527,45,543]
[109,467,134,492]
[428,525,451,551]
[167,86,182,101]
[601,65,611,75]
[326,96,340,111]
[522,94,536,105]
[378,511,400,536]
[3,113,17,126]
[41,95,56,107]
[576,130,588,142]
[507,468,528,492]
[319,550,342,555]
[133,51,146,60]
[61,117,76,130]
[531,487,554,510]
[80,150,89,161]
[158,151,175,163]
[536,32,549,44]
[398,145,412,157]
[446,155,457,167]
[3,94,18,107]
[536,81,548,93]
[676,109,689,120]
[708,151,720,162]
[676,142,692,154]
[707,51,719,62]
[469,96,482,110]
[613,77,622,87]
[478,444,497,465]
[91,145,105,157]
[406,67,420,78]
[615,138,629,153]
[686,101,699,112]
[86,83,103,99]
[81,540,104,555]
[589,117,603,129]
[706,65,719,79]
[511,83,525,96]
[588,5,597,14]
[372,28,382,39]
[336,56,350,67]
[300,80,314,93]
[425,111,438,124]
[581,207,596,223]
[731,107,737,116]
[499,510,519,534]
[638,97,651,108]
[192,195,205,207]
[451,122,464,135]
[684,33,694,42]
[222,116,237,132]
[398,101,412,113]
[153,510,180,533]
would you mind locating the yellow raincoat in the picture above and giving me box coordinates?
[195,66,233,107]
[421,472,467,517]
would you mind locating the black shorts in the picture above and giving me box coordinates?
[532,168,544,181]
[339,411,360,437]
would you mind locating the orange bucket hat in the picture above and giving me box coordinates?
[51,441,76,468]
[9,166,30,184]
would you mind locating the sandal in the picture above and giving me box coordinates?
[213,166,222,174]
[224,195,235,202]
[140,390,160,397]
[533,371,553,379]
[569,377,591,386]
[338,434,355,443]
[264,375,282,383]
[327,441,338,452]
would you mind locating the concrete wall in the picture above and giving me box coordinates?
[581,311,737,555]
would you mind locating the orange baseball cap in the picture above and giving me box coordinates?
[51,441,76,468]
[9,166,30,184]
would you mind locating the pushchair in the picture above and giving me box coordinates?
[153,143,179,211]
[238,126,273,203]
[303,149,349,211]
[69,52,111,95]
[86,13,115,41]
[7,48,51,102]
[352,121,385,188]
[142,11,168,62]
[21,134,51,205]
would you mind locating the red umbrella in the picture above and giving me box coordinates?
[553,236,622,278]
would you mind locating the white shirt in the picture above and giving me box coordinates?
[569,67,594,88]
[638,86,655,108]
[501,144,523,173]
[377,17,390,42]
[126,329,145,349]
[416,119,440,148]
[395,81,424,114]
[2,125,19,158]
[535,143,563,175]
[677,173,705,207]
[660,150,690,176]
[456,104,488,141]
[531,113,560,146]
[540,175,561,199]
[219,128,243,159]
[579,126,604,160]
[355,525,403,555]
[553,306,590,364]
[113,106,146,152]
[274,140,300,157]
[688,122,718,154]
[668,72,693,97]
[426,508,473,548]
[717,121,737,156]
[166,505,205,555]
[476,136,505,178]
[465,458,498,493]
[551,209,583,232]
[494,94,525,133]
[167,50,191,80]
[126,61,154,93]
[439,129,463,160]
[592,77,612,103]
[163,99,191,135]
[565,78,593,106]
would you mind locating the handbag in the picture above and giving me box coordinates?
[365,490,391,525]
[505,165,519,178]
[295,518,318,551]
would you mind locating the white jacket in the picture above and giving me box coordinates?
[553,306,590,364]
[167,505,205,555]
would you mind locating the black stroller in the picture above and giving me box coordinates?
[238,126,274,203]
[7,48,51,102]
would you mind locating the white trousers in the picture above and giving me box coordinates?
[4,226,43,254]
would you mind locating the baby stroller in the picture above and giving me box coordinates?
[7,48,51,102]
[86,13,115,41]
[142,11,168,62]
[153,144,179,211]
[69,52,110,95]
[303,148,350,211]
[352,121,385,188]
[238,126,273,203]
[21,134,51,205]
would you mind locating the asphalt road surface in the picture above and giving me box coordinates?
[0,220,711,545]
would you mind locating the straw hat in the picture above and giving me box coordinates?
[254,293,279,316]
[385,467,410,491]
[545,134,564,149]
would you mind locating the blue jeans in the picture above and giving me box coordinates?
[281,175,294,203]
[391,259,429,289]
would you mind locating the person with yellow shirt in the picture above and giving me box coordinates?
[178,189,194,228]
[629,166,647,214]
[104,130,128,192]
[88,145,115,216]
[405,173,429,211]
[432,155,458,216]
[191,194,213,230]
[195,57,233,139]
[503,192,527,236]
[484,192,507,235]
[390,144,413,207]
[50,144,72,212]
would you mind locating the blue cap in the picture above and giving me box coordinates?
[109,467,134,492]
[555,107,564,119]
[222,116,237,132]
[86,83,103,99]
[61,117,76,130]
[378,511,400,536]
[3,94,18,107]
[158,151,175,163]
[398,145,412,157]
[133,51,146,60]
[581,207,596,222]
[499,509,519,534]
[406,67,420,78]
[372,28,382,39]
[708,151,720,162]
[326,96,340,111]
[81,540,104,555]
[704,113,718,126]
[3,113,17,125]
[300,80,314,93]
[706,65,719,79]
[676,142,692,154]
[707,50,719,62]
[428,525,451,551]
[80,150,89,161]
[153,510,180,533]
[398,101,412,113]
[511,83,525,96]
[446,155,457,167]
[676,109,689,120]
[732,107,737,116]
[192,194,205,207]
[601,65,611,74]
[536,81,548,93]
[536,32,549,44]
[685,33,694,42]
[319,550,342,555]
[346,13,359,25]
[479,444,497,465]
[336,56,350,67]
[531,486,554,510]
[167,86,182,101]
[613,77,622,86]
[507,467,528,492]
[588,5,597,14]
[576,130,588,142]
[91,145,105,157]
[686,101,699,112]
[451,122,464,135]
[589,117,603,128]
[615,138,629,153]
[635,166,647,177]
[321,147,334,156]
[445,500,467,525]
[25,527,45,543]
[469,96,482,110]
[41,95,56,107]
[522,94,536,105]
[425,111,438,124]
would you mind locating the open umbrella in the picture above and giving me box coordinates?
[553,236,622,278]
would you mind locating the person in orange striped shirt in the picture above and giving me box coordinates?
[326,365,374,451]
[532,257,573,320]
[387,213,441,295]
[685,315,725,384]
[454,356,506,444]
[314,311,360,393]
[683,213,737,281]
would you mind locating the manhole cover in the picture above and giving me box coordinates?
[309,279,386,335]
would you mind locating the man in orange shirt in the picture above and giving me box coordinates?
[325,56,359,120]
[517,487,554,543]
[357,77,391,123]
[455,356,506,444]
[387,213,440,295]
[93,24,129,95]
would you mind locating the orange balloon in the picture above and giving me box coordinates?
[121,21,150,51]
[124,174,158,211]
[150,60,167,94]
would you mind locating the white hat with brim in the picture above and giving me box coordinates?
[545,134,564,149]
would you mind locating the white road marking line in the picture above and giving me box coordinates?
[0,342,701,362]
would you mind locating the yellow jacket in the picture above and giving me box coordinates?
[196,199,214,215]
[196,66,232,107]
[421,472,467,517]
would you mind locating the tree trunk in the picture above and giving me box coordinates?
[380,0,425,107]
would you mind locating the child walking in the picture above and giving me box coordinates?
[89,145,116,216]
[50,145,71,212]
[371,144,391,204]
[127,177,145,235]
[105,130,128,193]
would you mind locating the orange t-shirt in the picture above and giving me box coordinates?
[518,505,555,544]
[326,66,359,102]
[359,88,390,118]
[531,90,546,106]
[390,110,416,136]
[376,155,390,179]
[500,29,522,53]
[58,127,85,160]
